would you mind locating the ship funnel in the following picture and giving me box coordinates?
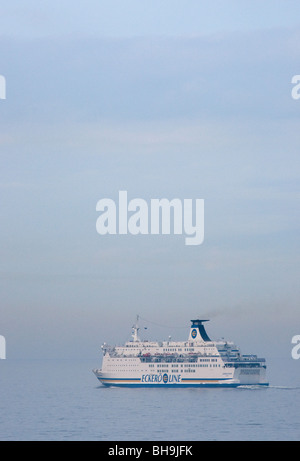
[189,319,211,342]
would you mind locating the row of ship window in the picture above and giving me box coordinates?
[107,358,218,362]
[105,364,221,370]
[149,364,221,368]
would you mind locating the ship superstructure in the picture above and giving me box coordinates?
[93,317,268,387]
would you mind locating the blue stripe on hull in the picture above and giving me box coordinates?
[100,377,140,381]
[97,378,269,388]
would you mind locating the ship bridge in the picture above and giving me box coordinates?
[188,319,211,342]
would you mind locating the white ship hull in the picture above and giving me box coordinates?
[93,318,269,388]
[93,368,268,388]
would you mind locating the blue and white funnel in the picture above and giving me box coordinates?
[188,319,211,342]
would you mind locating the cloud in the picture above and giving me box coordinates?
[1,28,299,124]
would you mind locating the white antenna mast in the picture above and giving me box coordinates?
[131,315,140,342]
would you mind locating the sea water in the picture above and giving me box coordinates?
[0,357,299,441]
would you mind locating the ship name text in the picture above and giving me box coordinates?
[141,373,181,383]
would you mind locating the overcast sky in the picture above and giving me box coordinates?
[0,1,299,361]
[1,0,300,38]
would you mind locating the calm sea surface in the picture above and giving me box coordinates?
[0,357,299,441]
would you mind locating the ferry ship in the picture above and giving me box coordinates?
[93,317,268,387]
